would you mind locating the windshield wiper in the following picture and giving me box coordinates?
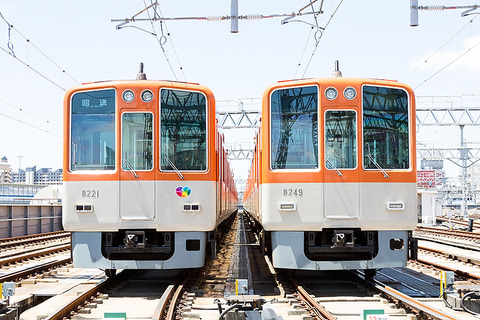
[367,155,389,178]
[325,159,343,177]
[123,159,139,178]
[164,156,184,180]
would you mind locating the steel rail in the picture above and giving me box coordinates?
[0,257,71,282]
[416,226,480,241]
[43,271,127,320]
[0,240,70,260]
[358,271,461,320]
[418,244,480,264]
[0,243,70,265]
[416,256,480,281]
[0,231,70,249]
[166,283,185,320]
[152,284,176,320]
[435,216,480,229]
[383,286,459,320]
[290,277,337,320]
[152,272,191,320]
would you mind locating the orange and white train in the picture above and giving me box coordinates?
[243,77,417,276]
[62,74,237,275]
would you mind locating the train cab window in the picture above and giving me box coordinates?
[122,113,153,171]
[70,89,116,171]
[362,85,409,170]
[160,89,207,171]
[325,110,357,169]
[270,85,318,170]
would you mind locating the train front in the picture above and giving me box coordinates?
[260,77,417,273]
[62,80,219,272]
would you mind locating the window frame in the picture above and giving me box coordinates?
[361,84,411,171]
[121,111,154,172]
[159,87,209,173]
[324,109,358,171]
[69,88,117,173]
[269,84,320,171]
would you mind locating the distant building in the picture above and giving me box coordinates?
[0,156,13,183]
[12,166,63,185]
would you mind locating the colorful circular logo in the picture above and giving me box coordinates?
[176,186,191,197]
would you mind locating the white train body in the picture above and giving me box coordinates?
[63,80,237,270]
[244,77,417,272]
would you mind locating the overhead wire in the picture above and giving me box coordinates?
[140,0,186,81]
[300,0,344,78]
[0,46,66,91]
[0,11,67,137]
[0,12,80,84]
[0,98,62,129]
[414,36,480,89]
[294,27,315,78]
[403,15,479,82]
[0,11,78,91]
[0,108,62,138]
[155,5,187,81]
[142,0,178,80]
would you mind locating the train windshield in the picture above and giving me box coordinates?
[70,89,116,171]
[325,110,357,169]
[160,89,207,171]
[270,85,318,170]
[122,113,153,171]
[363,85,409,170]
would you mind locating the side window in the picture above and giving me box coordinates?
[70,89,116,171]
[122,113,153,171]
[363,85,409,170]
[160,89,207,171]
[325,110,356,169]
[270,86,318,170]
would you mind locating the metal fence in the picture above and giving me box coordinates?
[0,204,62,239]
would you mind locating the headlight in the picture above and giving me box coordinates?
[325,87,338,100]
[344,87,357,100]
[122,89,135,102]
[141,90,153,102]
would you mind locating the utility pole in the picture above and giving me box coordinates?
[410,0,479,26]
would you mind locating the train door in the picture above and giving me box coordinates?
[119,112,155,220]
[323,109,360,219]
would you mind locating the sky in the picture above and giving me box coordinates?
[1,0,480,181]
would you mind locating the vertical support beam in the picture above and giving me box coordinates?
[25,205,29,235]
[410,0,419,26]
[8,205,13,238]
[460,125,468,218]
[50,206,54,232]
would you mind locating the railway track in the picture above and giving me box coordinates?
[0,231,70,250]
[436,216,480,230]
[415,242,480,283]
[416,226,480,242]
[0,231,71,265]
[5,219,480,319]
[41,269,190,320]
[0,231,72,283]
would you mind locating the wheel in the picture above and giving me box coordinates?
[105,269,116,278]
